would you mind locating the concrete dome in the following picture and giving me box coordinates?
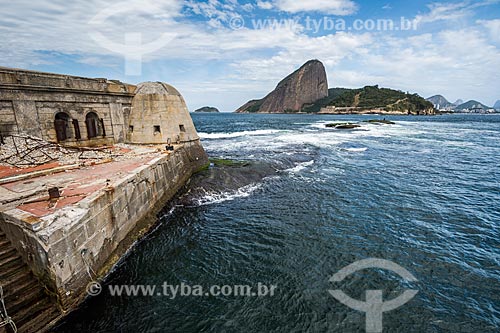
[134,82,182,96]
[126,82,199,144]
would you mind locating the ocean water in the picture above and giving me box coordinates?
[54,114,500,332]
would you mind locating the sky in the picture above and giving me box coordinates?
[1,0,500,111]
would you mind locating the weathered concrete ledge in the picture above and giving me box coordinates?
[0,141,208,311]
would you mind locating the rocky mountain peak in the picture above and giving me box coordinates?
[236,60,328,113]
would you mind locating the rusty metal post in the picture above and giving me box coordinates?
[48,187,61,200]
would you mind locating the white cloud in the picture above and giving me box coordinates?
[478,19,500,43]
[226,32,372,100]
[355,29,500,104]
[415,2,470,23]
[415,0,500,24]
[185,0,236,22]
[0,0,186,66]
[1,0,499,110]
[256,1,273,10]
[273,0,358,15]
[242,3,254,12]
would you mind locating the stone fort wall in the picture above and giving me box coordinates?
[0,67,201,147]
[0,67,209,312]
[0,67,136,147]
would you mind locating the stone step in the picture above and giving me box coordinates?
[0,259,26,280]
[0,268,32,290]
[2,274,36,299]
[10,296,49,325]
[0,247,16,261]
[5,284,46,315]
[0,230,61,333]
[17,304,61,333]
[12,297,55,329]
[0,238,10,248]
[0,241,11,250]
[0,253,22,269]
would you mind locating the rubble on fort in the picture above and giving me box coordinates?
[0,134,137,168]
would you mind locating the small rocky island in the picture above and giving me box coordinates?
[194,106,220,113]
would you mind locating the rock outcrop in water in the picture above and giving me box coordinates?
[235,60,328,113]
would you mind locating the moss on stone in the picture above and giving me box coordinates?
[210,158,250,167]
[194,162,211,173]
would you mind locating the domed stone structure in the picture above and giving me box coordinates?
[127,82,199,144]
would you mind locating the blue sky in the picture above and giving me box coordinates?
[1,0,500,110]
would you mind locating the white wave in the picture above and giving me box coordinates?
[310,121,332,129]
[443,141,476,148]
[276,132,342,148]
[343,147,367,152]
[194,183,262,206]
[202,121,428,153]
[159,206,177,219]
[199,129,281,139]
[285,160,315,173]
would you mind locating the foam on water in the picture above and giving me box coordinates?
[202,120,431,156]
[343,147,368,152]
[193,183,262,206]
[285,160,315,173]
[199,129,282,139]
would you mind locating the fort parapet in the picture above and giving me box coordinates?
[0,67,208,332]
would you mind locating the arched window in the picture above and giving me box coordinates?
[54,112,72,142]
[85,112,104,139]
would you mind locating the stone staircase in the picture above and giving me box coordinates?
[0,228,61,333]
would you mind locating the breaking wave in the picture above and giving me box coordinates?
[199,129,281,139]
[193,183,262,206]
[285,160,315,173]
[343,147,368,152]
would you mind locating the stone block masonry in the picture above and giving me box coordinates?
[0,141,208,310]
[0,67,135,147]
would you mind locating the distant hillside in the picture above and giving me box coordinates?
[194,106,219,113]
[494,100,500,109]
[303,85,435,115]
[453,99,464,106]
[455,100,491,111]
[427,95,454,108]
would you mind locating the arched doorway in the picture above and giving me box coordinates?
[85,112,104,139]
[54,112,71,142]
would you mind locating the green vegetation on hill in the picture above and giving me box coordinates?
[303,85,434,113]
[302,88,351,113]
[246,100,264,113]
